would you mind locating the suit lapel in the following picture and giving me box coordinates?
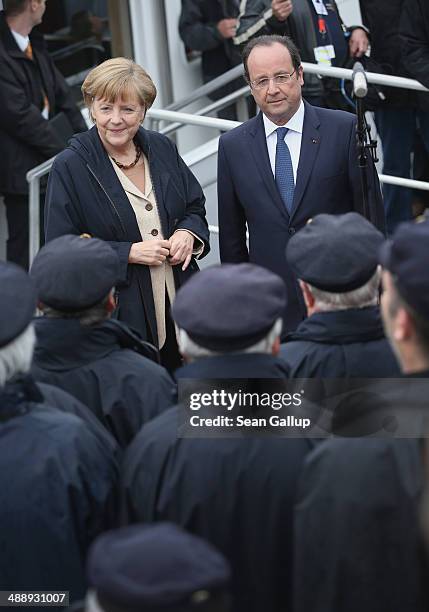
[248,113,290,223]
[290,101,321,220]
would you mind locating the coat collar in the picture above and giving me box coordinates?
[284,306,385,345]
[247,112,290,223]
[246,101,321,223]
[291,100,321,220]
[175,352,290,379]
[68,126,171,241]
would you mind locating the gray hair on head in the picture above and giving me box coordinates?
[308,268,381,313]
[177,318,283,361]
[0,324,36,388]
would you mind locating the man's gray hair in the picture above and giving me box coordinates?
[0,323,36,387]
[307,268,381,312]
[41,290,113,327]
[177,318,283,361]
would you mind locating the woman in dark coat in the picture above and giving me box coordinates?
[44,57,210,369]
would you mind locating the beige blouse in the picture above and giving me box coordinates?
[110,155,175,349]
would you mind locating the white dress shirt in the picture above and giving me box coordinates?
[263,99,305,183]
[10,29,29,52]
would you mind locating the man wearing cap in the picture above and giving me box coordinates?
[122,263,315,612]
[72,523,231,612]
[0,260,118,605]
[280,212,399,377]
[30,234,176,448]
[292,220,429,612]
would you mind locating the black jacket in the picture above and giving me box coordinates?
[234,0,364,101]
[179,0,241,82]
[280,307,400,378]
[44,126,210,344]
[0,376,118,607]
[0,12,86,195]
[31,318,176,447]
[121,353,313,612]
[400,0,429,111]
[359,0,414,109]
[293,374,429,612]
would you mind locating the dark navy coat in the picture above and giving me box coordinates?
[44,126,210,344]
[218,103,385,334]
[32,318,176,447]
[0,376,118,608]
[280,306,400,377]
[121,353,314,612]
[294,423,429,611]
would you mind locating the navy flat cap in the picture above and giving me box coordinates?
[30,235,120,311]
[0,262,36,348]
[286,212,384,292]
[87,523,230,611]
[379,219,429,319]
[172,263,286,351]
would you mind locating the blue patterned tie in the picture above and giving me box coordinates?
[275,127,295,214]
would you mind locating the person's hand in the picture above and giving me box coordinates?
[168,230,194,271]
[129,240,171,266]
[272,0,293,21]
[217,18,238,39]
[349,28,369,58]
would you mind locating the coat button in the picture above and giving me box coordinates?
[145,203,153,211]
[288,227,296,235]
[151,229,158,236]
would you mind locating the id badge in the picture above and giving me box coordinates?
[312,0,328,16]
[314,44,335,65]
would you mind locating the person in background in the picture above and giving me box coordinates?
[71,523,231,612]
[44,57,210,372]
[234,0,369,109]
[293,219,429,612]
[0,0,87,270]
[179,0,242,121]
[30,234,176,448]
[400,0,429,220]
[280,212,399,377]
[121,264,315,612]
[360,0,429,234]
[0,260,118,606]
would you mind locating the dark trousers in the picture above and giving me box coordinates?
[375,107,429,234]
[3,193,45,270]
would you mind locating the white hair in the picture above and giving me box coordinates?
[177,318,283,361]
[0,324,36,387]
[307,268,381,313]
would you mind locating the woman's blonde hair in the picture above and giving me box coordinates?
[82,57,157,111]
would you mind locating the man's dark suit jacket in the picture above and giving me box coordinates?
[217,101,385,334]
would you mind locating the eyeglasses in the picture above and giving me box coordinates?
[250,70,297,90]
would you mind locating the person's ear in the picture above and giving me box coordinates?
[271,336,281,356]
[394,307,414,343]
[106,291,116,314]
[299,280,315,315]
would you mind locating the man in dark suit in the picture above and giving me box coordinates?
[217,34,384,334]
[0,0,86,270]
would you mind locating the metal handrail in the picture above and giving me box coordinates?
[165,65,244,111]
[165,61,429,114]
[26,63,429,264]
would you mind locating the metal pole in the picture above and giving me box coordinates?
[28,177,40,267]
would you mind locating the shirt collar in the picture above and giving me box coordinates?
[11,29,29,52]
[263,99,305,139]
